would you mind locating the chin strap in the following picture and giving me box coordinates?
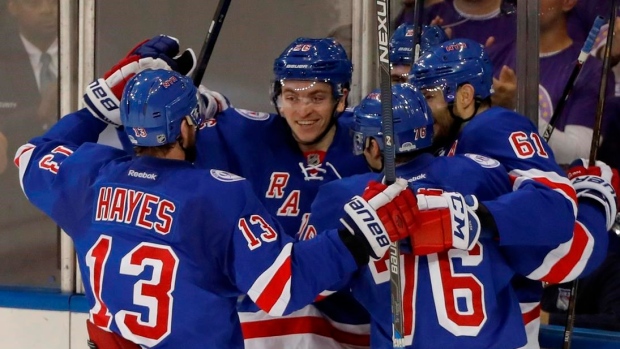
[447,98,482,127]
[177,138,197,163]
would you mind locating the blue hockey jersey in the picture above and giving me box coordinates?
[193,107,373,348]
[15,109,364,349]
[310,153,573,348]
[446,107,607,281]
[194,108,369,238]
[443,106,608,346]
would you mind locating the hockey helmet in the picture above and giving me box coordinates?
[351,83,433,155]
[272,37,353,100]
[390,24,450,65]
[419,25,449,54]
[390,24,415,66]
[120,69,206,147]
[410,38,494,104]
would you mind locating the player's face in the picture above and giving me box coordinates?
[391,65,411,84]
[278,80,341,145]
[421,86,454,142]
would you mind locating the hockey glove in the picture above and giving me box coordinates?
[198,85,231,120]
[568,158,619,230]
[340,178,418,263]
[83,35,196,127]
[411,191,482,255]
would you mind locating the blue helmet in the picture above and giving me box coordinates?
[351,83,433,155]
[272,37,353,99]
[390,24,415,66]
[410,38,494,104]
[390,25,450,65]
[120,69,206,147]
[419,25,449,54]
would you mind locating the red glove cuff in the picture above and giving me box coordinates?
[411,209,453,255]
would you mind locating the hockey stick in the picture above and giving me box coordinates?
[562,5,617,349]
[192,0,232,86]
[411,0,425,62]
[376,1,405,347]
[542,16,604,142]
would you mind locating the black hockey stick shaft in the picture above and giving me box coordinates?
[411,0,425,62]
[562,5,617,349]
[589,8,617,163]
[376,1,405,347]
[192,0,232,86]
[542,16,604,142]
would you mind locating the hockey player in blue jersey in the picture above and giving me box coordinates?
[409,38,619,348]
[13,37,421,349]
[310,84,526,349]
[309,83,614,348]
[194,38,373,348]
[389,24,448,84]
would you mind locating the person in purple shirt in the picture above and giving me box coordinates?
[421,0,520,110]
[423,0,517,75]
[492,0,615,165]
[393,0,443,30]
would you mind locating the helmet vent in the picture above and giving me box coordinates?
[312,61,338,72]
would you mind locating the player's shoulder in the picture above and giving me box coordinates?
[465,107,537,136]
[203,107,279,131]
[201,168,250,188]
[427,153,503,179]
[229,107,275,122]
[316,172,376,201]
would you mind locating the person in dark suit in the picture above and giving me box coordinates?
[0,0,58,134]
[0,0,58,288]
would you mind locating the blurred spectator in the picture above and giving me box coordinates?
[493,0,615,165]
[0,0,58,148]
[568,0,615,44]
[394,0,443,30]
[541,231,620,332]
[422,0,517,75]
[598,96,620,170]
[0,0,58,287]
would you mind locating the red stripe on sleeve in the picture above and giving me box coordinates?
[541,223,588,283]
[254,256,292,313]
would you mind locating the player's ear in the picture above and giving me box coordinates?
[458,84,475,108]
[363,138,383,169]
[179,119,193,148]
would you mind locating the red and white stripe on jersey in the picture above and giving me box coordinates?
[240,305,370,349]
[526,221,594,283]
[14,143,36,191]
[315,290,337,302]
[247,243,293,316]
[518,302,541,349]
[509,168,577,217]
[509,169,593,283]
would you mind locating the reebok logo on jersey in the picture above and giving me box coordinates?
[407,173,426,182]
[128,170,157,180]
